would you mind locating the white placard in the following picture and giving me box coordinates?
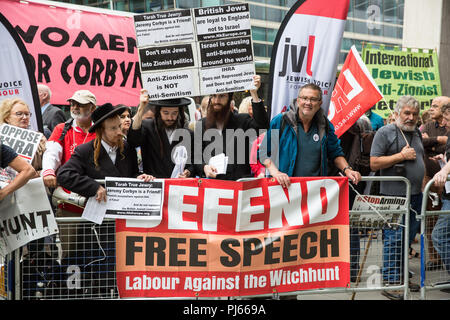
[104,177,164,220]
[141,69,198,100]
[0,178,58,255]
[134,3,255,98]
[134,9,194,46]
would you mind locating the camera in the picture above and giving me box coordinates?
[393,163,406,176]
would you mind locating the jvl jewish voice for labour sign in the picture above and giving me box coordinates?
[116,177,350,298]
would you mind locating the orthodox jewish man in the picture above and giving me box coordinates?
[56,103,153,297]
[128,92,196,178]
[57,103,153,200]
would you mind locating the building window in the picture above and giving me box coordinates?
[253,43,266,57]
[176,0,200,8]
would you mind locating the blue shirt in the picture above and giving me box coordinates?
[293,122,321,177]
[41,102,50,115]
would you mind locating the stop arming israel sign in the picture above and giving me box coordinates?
[328,45,383,137]
[116,177,350,298]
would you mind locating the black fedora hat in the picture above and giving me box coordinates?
[148,97,191,107]
[89,103,127,133]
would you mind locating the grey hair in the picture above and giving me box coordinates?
[394,95,419,113]
[37,84,52,99]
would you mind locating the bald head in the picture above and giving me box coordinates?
[432,96,450,108]
[37,84,51,107]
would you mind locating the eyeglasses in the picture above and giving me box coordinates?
[70,101,92,108]
[299,96,321,103]
[14,112,32,118]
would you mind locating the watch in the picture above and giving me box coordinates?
[343,166,353,174]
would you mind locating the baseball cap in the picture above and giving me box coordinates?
[67,90,97,105]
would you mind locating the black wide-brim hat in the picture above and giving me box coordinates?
[148,97,191,107]
[89,103,128,133]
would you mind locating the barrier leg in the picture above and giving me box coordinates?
[351,231,374,300]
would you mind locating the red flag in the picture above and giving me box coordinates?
[328,45,383,137]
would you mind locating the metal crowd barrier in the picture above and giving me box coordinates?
[10,176,414,300]
[420,177,450,300]
[239,176,412,300]
[0,253,10,300]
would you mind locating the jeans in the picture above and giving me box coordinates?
[431,199,450,273]
[382,193,422,283]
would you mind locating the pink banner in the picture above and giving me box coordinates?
[0,0,141,106]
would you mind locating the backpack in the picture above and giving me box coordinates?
[58,118,74,142]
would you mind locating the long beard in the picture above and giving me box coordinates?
[206,103,230,129]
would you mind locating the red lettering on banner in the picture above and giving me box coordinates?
[163,179,342,233]
[115,177,350,298]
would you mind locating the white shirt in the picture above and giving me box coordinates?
[101,140,118,164]
[165,128,175,144]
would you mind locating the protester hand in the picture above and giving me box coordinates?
[204,165,217,178]
[251,75,261,91]
[437,136,448,145]
[272,171,291,188]
[422,132,429,139]
[345,169,361,185]
[250,75,261,102]
[433,168,449,187]
[256,172,265,179]
[137,174,155,182]
[139,89,149,109]
[178,169,191,178]
[400,146,416,160]
[43,175,57,188]
[431,154,445,162]
[96,185,107,203]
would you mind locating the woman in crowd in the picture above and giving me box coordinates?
[0,98,46,176]
[118,104,132,136]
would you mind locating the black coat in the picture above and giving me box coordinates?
[57,139,139,198]
[194,100,269,180]
[42,104,66,133]
[127,119,195,178]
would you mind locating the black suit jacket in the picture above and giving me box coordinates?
[127,119,195,178]
[57,139,139,198]
[42,104,66,133]
[193,100,269,180]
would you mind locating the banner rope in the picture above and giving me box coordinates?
[340,173,406,228]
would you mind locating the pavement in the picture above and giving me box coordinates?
[295,238,450,300]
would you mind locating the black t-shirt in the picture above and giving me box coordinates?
[1,144,18,168]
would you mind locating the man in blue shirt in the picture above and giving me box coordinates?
[259,83,361,187]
